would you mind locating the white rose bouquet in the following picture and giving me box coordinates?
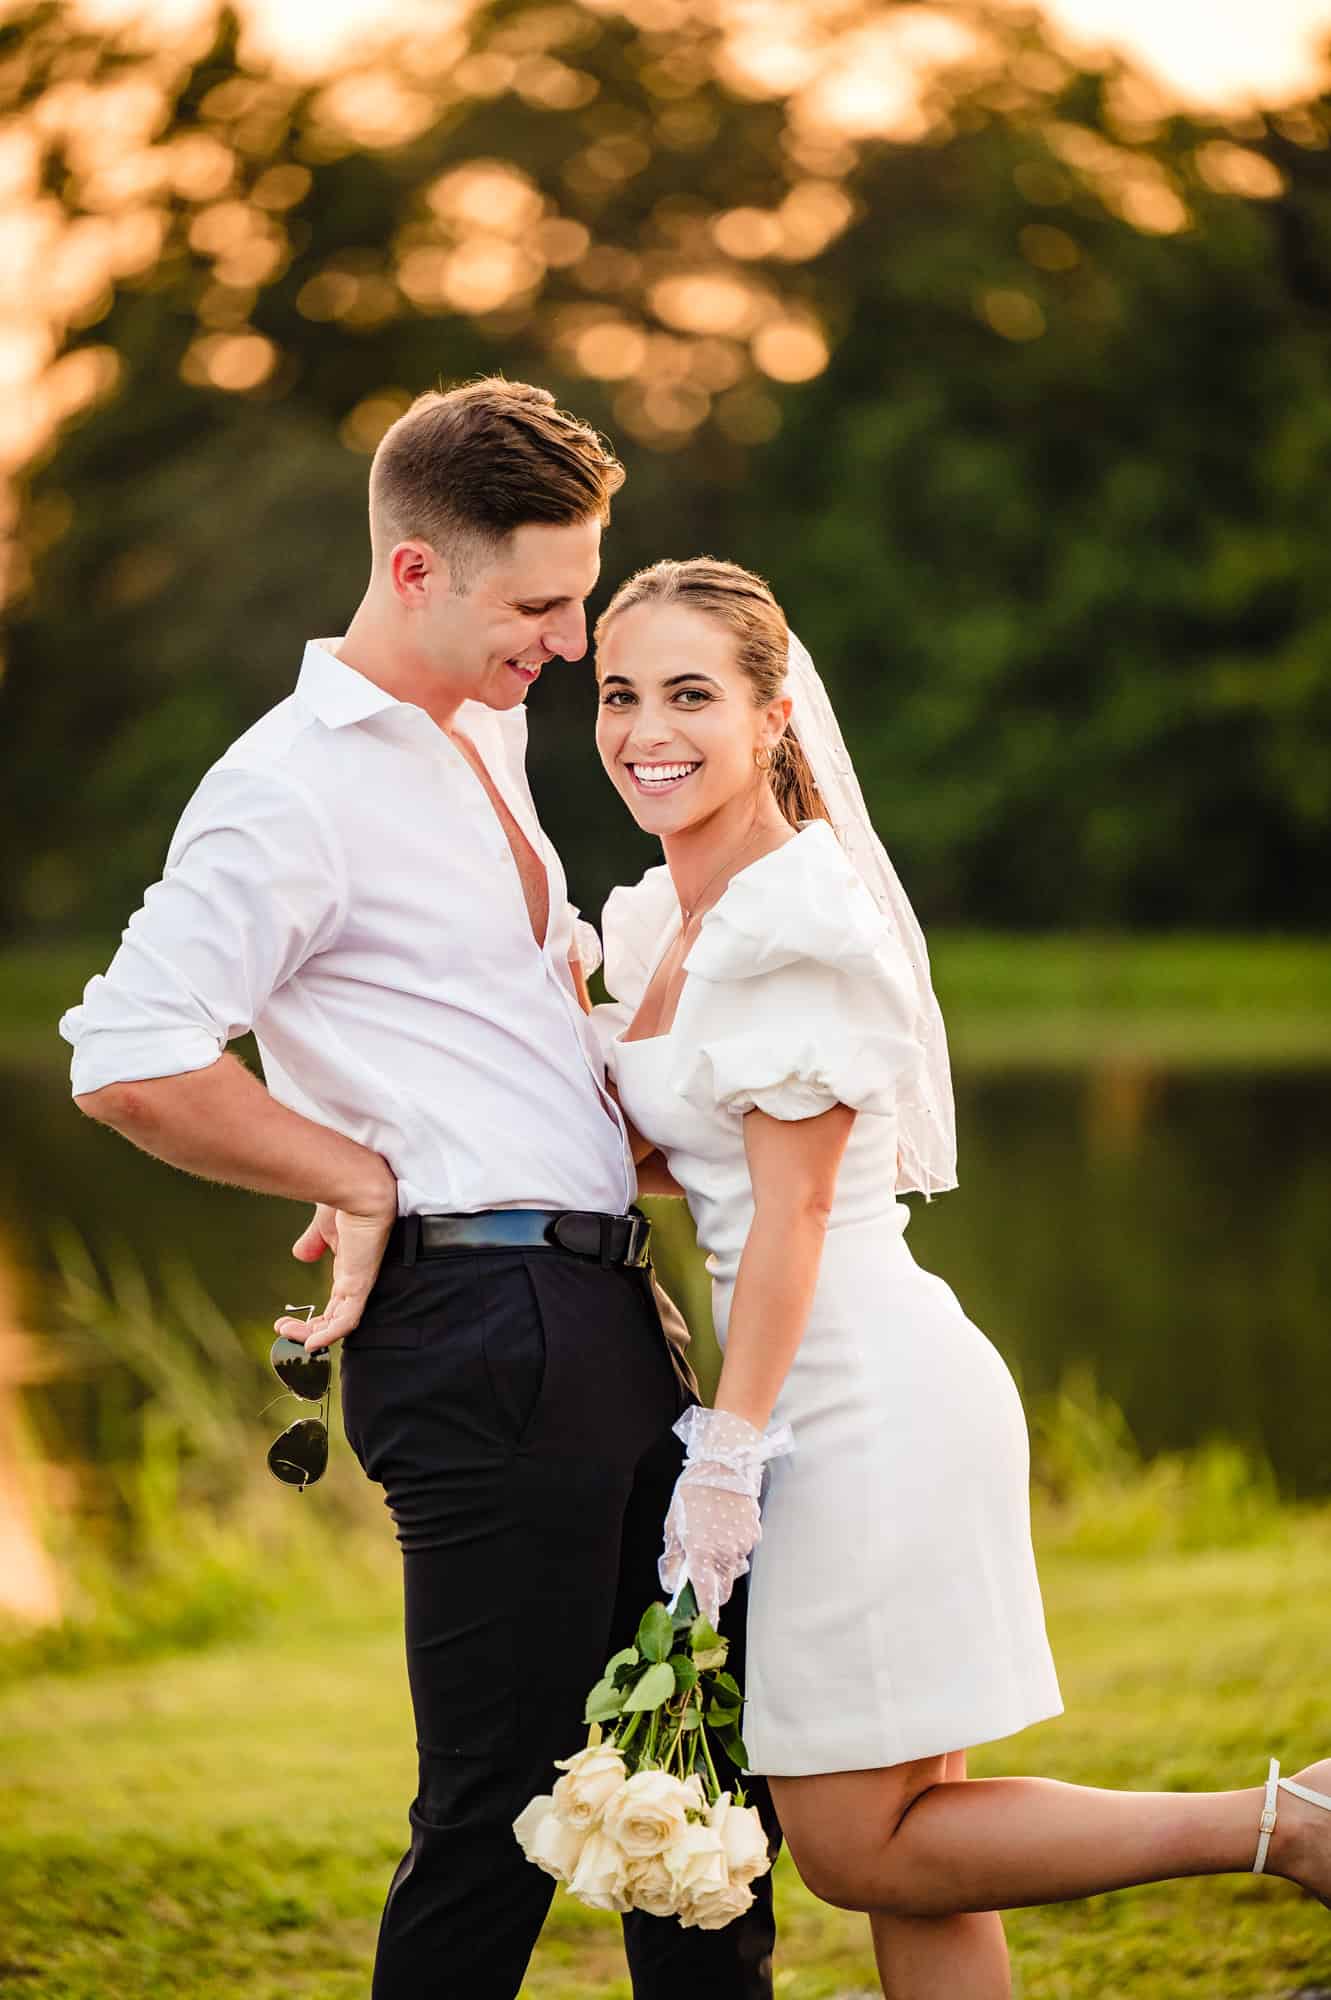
[513,1584,772,1928]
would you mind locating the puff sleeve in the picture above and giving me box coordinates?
[674,823,923,1123]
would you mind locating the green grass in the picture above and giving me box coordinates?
[3,1518,1331,1999]
[7,933,1331,1068]
[928,931,1331,1069]
[3,1266,1330,1996]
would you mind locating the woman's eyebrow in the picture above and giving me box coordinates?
[599,670,724,690]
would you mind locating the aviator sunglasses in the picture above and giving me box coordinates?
[265,1305,331,1490]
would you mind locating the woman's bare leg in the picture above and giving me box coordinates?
[770,1755,1331,1920]
[868,1752,1011,1999]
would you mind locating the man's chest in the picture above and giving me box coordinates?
[449,732,550,949]
[329,740,562,970]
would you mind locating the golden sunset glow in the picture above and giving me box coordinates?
[62,0,1331,111]
[3,0,1330,471]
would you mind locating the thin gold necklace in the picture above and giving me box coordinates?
[678,823,769,926]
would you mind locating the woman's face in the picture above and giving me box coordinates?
[595,600,789,837]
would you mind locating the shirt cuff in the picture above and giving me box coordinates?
[65,1024,225,1098]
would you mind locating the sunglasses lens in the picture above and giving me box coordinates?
[270,1335,332,1401]
[267,1418,328,1488]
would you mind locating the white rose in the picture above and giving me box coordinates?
[512,1793,586,1882]
[568,1829,632,1913]
[708,1792,773,1887]
[625,1852,682,1918]
[601,1769,696,1859]
[679,1877,755,1931]
[551,1743,629,1833]
[662,1815,728,1898]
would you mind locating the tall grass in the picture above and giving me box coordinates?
[1,1247,1291,1685]
[1,1235,392,1682]
[1027,1366,1285,1559]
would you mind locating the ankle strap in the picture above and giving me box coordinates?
[1277,1775,1331,1811]
[1253,1759,1281,1874]
[1252,1757,1331,1874]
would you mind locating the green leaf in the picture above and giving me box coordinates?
[690,1616,728,1671]
[671,1655,699,1694]
[637,1602,674,1664]
[705,1698,740,1727]
[670,1582,699,1630]
[584,1678,626,1724]
[621,1660,676,1713]
[679,1707,701,1731]
[712,1671,743,1705]
[604,1647,639,1676]
[718,1727,750,1772]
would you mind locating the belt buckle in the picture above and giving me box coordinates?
[624,1212,651,1269]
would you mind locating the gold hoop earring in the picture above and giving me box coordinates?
[754,746,773,772]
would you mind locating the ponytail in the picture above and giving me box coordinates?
[769,724,830,831]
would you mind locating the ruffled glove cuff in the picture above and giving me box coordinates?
[660,1410,794,1624]
[672,1406,795,1501]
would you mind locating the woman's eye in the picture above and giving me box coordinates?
[674,687,711,705]
[600,689,634,707]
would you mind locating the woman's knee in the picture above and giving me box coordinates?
[789,1829,927,1916]
[773,1762,946,1915]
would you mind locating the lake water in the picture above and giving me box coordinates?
[4,1057,1330,1495]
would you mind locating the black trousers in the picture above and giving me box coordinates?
[340,1244,781,2000]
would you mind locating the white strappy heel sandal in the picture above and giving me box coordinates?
[1252,1758,1331,1880]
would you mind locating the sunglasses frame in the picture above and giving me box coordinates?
[266,1306,331,1491]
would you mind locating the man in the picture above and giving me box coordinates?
[60,380,777,1999]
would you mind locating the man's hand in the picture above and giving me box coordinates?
[75,1055,401,1350]
[276,1192,397,1353]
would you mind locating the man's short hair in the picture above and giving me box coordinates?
[369,378,625,590]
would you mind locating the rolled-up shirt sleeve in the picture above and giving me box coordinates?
[59,762,346,1098]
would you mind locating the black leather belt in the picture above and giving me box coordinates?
[385,1208,652,1271]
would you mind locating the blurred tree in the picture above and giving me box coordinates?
[0,0,1328,937]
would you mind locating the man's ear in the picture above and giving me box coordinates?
[389,538,443,606]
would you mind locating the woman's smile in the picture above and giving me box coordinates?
[626,760,701,795]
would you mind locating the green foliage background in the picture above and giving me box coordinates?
[3,0,1330,938]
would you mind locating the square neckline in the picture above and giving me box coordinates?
[616,822,824,1048]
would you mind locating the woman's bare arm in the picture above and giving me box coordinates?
[711,1103,857,1429]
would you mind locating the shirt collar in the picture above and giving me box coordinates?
[296,640,404,730]
[294,639,532,790]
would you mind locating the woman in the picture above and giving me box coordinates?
[590,556,1331,1996]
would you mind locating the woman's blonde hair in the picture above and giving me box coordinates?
[595,557,829,831]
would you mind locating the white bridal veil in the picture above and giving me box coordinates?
[784,631,958,1197]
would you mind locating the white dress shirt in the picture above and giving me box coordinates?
[60,641,636,1217]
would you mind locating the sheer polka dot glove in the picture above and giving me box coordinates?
[659,1406,795,1627]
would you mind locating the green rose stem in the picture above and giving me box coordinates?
[696,1717,723,1803]
[613,1711,645,1758]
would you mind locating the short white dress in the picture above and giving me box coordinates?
[595,821,1063,1777]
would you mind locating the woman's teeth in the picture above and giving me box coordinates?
[630,763,700,790]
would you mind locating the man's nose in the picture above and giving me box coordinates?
[547,605,587,662]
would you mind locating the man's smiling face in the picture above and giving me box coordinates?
[422,515,604,712]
